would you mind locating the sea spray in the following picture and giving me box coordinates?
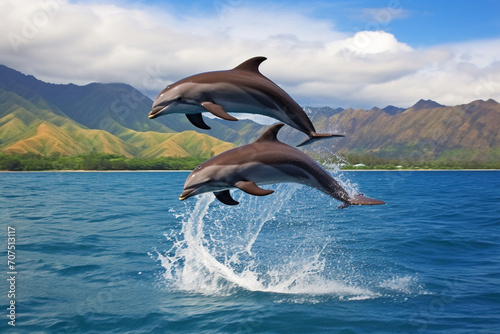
[156,183,381,298]
[297,119,362,198]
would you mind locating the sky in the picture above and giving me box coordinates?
[1,0,499,109]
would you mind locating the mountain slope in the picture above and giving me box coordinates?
[0,65,263,146]
[0,85,236,158]
[5,122,90,156]
[0,89,139,157]
[0,65,174,135]
[124,130,236,158]
[308,99,500,162]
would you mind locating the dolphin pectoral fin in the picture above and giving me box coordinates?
[297,132,345,147]
[235,181,274,196]
[348,193,386,206]
[201,102,238,121]
[214,190,239,205]
[186,113,211,130]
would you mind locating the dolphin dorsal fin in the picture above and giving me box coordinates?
[233,56,267,74]
[255,123,284,143]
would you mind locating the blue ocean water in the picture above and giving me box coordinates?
[1,170,499,333]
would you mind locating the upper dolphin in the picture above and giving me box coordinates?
[148,56,343,146]
[179,123,385,208]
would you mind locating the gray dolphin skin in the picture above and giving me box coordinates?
[149,56,343,146]
[179,123,385,208]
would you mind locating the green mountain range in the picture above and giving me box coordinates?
[1,64,499,166]
[0,65,236,159]
[306,99,500,164]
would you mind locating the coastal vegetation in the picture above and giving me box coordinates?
[0,153,205,171]
[1,152,498,171]
[336,153,500,170]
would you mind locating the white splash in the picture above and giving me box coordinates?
[156,183,378,298]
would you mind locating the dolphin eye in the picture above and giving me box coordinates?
[177,96,182,101]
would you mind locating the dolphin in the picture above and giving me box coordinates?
[148,56,343,146]
[179,123,385,208]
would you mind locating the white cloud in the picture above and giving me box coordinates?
[1,0,499,109]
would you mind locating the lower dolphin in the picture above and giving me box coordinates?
[179,123,385,208]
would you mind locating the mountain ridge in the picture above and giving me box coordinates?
[1,64,499,165]
[0,66,236,159]
[309,98,499,163]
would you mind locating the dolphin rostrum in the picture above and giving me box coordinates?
[149,56,343,146]
[179,123,385,208]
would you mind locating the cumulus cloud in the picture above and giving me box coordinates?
[1,0,499,109]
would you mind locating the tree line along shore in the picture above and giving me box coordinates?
[1,153,498,171]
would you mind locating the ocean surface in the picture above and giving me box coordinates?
[1,170,499,333]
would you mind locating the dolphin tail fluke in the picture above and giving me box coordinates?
[337,194,385,209]
[297,132,345,147]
